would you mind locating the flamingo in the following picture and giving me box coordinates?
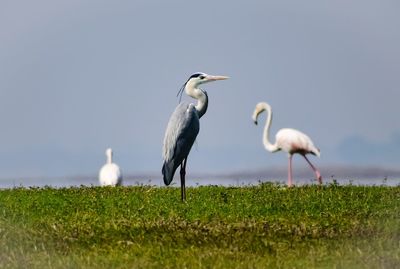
[252,102,322,187]
[99,148,122,186]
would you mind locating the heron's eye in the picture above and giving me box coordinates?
[199,75,205,79]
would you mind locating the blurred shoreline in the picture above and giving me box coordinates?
[0,165,399,189]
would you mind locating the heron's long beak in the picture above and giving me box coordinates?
[205,75,229,81]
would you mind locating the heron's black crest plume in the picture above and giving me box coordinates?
[176,83,186,103]
[189,73,203,79]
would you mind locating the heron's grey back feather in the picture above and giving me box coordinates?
[162,102,200,185]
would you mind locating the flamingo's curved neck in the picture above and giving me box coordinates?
[261,104,279,152]
[185,83,208,119]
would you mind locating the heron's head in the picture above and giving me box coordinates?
[177,72,229,101]
[252,102,270,125]
[186,72,229,87]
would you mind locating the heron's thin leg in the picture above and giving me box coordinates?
[182,158,187,200]
[303,155,322,184]
[288,154,293,187]
[180,158,187,201]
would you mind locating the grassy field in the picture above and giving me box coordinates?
[0,183,399,268]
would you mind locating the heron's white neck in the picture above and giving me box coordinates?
[185,82,208,118]
[106,150,113,164]
[260,103,280,153]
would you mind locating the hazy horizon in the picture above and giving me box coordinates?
[1,1,399,179]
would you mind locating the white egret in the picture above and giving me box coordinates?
[99,148,122,186]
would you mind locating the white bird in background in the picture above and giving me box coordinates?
[162,72,229,201]
[99,148,122,186]
[252,102,322,187]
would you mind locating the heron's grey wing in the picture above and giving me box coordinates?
[162,103,200,185]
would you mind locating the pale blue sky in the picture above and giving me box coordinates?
[0,0,399,178]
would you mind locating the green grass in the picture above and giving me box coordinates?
[0,183,399,268]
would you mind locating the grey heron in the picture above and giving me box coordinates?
[252,102,322,187]
[99,148,122,186]
[162,72,228,200]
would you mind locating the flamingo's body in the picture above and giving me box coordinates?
[99,148,122,186]
[162,72,228,200]
[274,128,320,157]
[252,102,322,187]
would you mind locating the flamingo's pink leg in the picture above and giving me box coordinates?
[288,154,293,187]
[303,155,322,184]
